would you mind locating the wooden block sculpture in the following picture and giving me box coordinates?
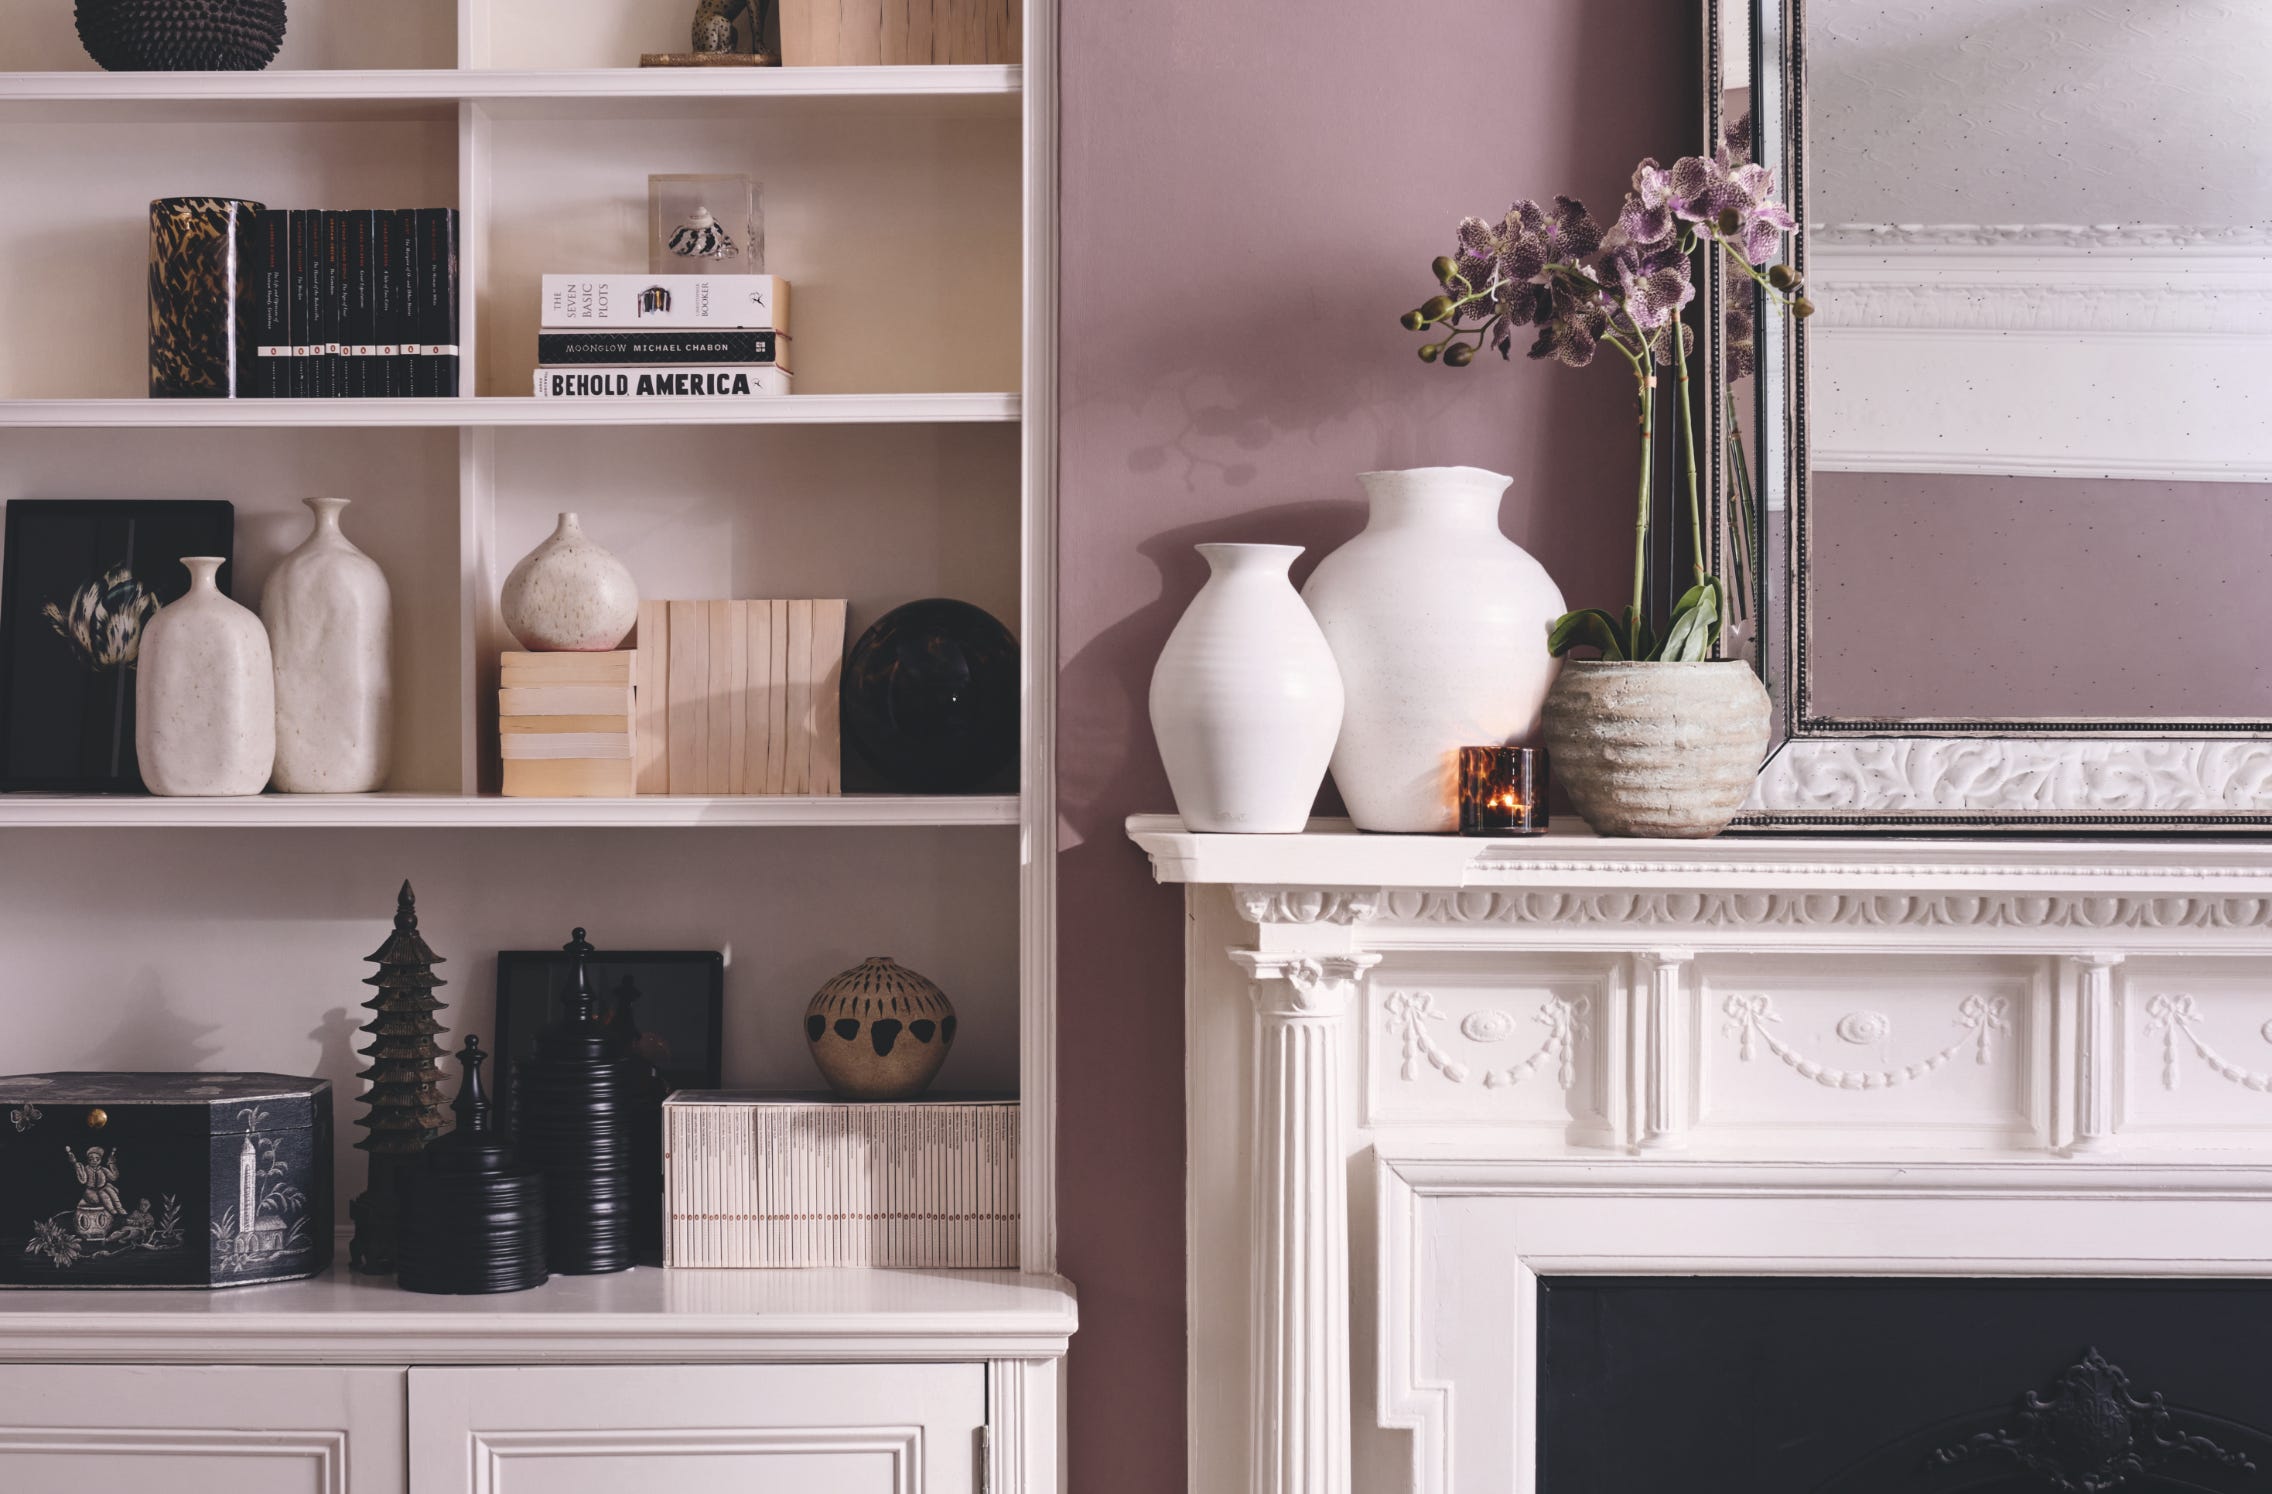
[498,650,636,797]
[631,598,845,796]
[779,0,1018,65]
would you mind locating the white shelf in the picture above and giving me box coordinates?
[0,793,1021,828]
[0,65,1021,121]
[0,394,1020,429]
[0,1264,1078,1364]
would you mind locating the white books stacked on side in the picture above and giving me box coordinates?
[663,1093,1018,1268]
[534,274,793,399]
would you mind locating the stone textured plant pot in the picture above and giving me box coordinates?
[1542,660,1769,838]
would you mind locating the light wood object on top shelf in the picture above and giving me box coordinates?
[782,0,1019,65]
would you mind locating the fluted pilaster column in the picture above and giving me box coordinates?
[1229,949,1380,1494]
[2069,951,2125,1152]
[1632,948,1695,1151]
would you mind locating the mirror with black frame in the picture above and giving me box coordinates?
[1714,0,2272,831]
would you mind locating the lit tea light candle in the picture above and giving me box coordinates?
[1458,746,1547,836]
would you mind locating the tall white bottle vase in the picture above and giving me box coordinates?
[135,556,275,796]
[1301,466,1567,833]
[262,497,393,793]
[1149,543,1344,834]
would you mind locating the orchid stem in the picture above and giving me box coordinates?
[1631,370,1655,640]
[1676,301,1705,585]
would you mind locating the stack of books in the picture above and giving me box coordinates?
[534,274,792,401]
[662,1093,1019,1269]
[245,207,459,397]
[498,650,637,797]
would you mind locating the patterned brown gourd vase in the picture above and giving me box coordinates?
[78,0,289,72]
[149,197,265,398]
[803,957,958,1101]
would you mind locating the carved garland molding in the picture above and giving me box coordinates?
[1724,992,2009,1090]
[1231,884,2272,933]
[1380,991,1587,1091]
[2144,993,2272,1094]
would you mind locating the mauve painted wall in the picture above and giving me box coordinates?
[1055,1,1697,1486]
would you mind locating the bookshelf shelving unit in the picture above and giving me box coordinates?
[0,6,1063,1455]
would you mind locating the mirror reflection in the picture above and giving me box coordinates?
[1800,0,2272,723]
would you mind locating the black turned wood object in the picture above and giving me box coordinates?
[398,1037,548,1296]
[511,929,640,1275]
[349,880,449,1276]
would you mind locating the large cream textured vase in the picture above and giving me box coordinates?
[1301,467,1566,832]
[135,556,275,796]
[1542,660,1771,837]
[263,497,393,793]
[1150,543,1344,833]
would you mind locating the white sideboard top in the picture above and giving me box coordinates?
[0,1266,1078,1365]
[1127,815,2272,894]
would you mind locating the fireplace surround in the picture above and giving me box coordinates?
[1127,820,2272,1494]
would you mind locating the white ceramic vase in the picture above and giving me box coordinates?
[500,512,639,652]
[261,497,393,793]
[1150,543,1344,833]
[135,556,275,796]
[1301,466,1567,833]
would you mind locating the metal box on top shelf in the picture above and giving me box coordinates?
[0,1072,332,1289]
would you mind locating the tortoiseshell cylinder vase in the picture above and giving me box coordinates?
[149,196,265,398]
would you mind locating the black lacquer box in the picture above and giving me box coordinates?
[0,1072,332,1289]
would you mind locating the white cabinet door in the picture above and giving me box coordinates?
[0,1364,408,1494]
[409,1363,985,1494]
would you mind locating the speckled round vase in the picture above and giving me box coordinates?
[135,556,276,796]
[499,513,638,652]
[803,957,957,1101]
[1541,660,1770,838]
[262,498,392,793]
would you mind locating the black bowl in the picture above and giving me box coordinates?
[841,599,1019,793]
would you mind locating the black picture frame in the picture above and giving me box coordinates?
[0,499,236,792]
[492,949,725,1115]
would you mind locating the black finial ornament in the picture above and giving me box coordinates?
[397,1034,548,1295]
[1930,1348,2255,1493]
[349,879,449,1275]
[512,926,640,1275]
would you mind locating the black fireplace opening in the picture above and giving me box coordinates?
[1537,1277,2272,1493]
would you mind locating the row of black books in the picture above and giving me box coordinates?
[241,207,459,398]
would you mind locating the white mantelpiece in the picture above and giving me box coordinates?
[1128,816,2272,1494]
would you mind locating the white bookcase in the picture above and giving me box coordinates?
[0,9,1064,1474]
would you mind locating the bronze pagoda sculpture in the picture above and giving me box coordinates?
[349,880,449,1274]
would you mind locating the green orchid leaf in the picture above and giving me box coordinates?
[1654,579,1722,662]
[1548,608,1630,660]
[1625,606,1656,663]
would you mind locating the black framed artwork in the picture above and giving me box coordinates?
[492,949,725,1114]
[0,499,236,791]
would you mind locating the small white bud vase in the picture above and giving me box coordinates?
[1301,466,1567,833]
[1149,543,1344,833]
[262,498,393,793]
[499,512,639,652]
[135,556,275,796]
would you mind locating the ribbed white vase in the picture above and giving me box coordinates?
[263,497,393,793]
[1150,543,1344,833]
[135,556,275,796]
[1302,466,1566,832]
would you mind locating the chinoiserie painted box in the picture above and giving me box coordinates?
[0,1072,332,1289]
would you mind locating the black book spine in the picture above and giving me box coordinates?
[535,330,781,365]
[311,210,330,398]
[348,209,374,399]
[246,209,285,398]
[288,209,311,399]
[418,207,460,398]
[324,210,346,398]
[392,210,418,397]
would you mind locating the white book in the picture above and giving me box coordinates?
[534,366,792,399]
[542,274,789,331]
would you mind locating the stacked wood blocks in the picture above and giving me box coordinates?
[499,650,636,797]
[634,599,847,796]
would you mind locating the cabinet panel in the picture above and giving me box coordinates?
[0,1363,406,1494]
[409,1362,984,1494]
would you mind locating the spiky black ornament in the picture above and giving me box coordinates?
[76,0,289,72]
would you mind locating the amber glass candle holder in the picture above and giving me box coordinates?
[1458,746,1547,836]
